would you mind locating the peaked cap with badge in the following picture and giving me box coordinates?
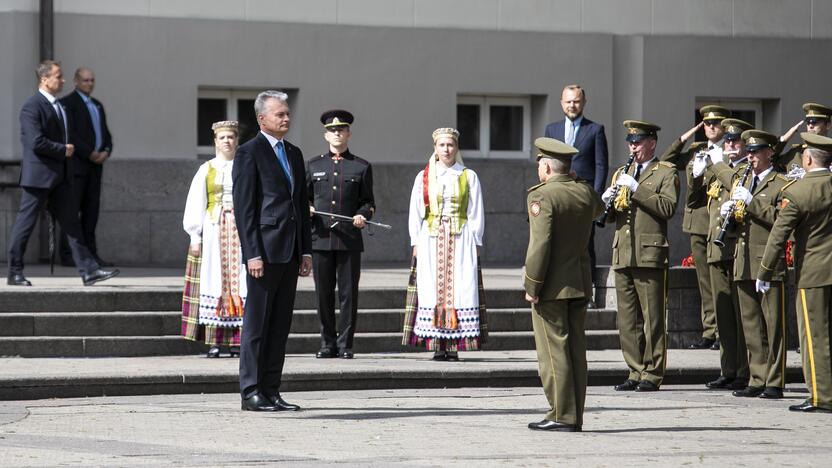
[700,105,731,122]
[803,103,832,121]
[623,120,661,143]
[741,129,778,151]
[320,109,354,128]
[721,118,753,141]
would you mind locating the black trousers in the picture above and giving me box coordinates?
[312,250,361,351]
[7,183,98,276]
[239,258,299,398]
[60,168,102,261]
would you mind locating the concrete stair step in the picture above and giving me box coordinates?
[0,331,622,357]
[0,288,531,312]
[0,309,618,337]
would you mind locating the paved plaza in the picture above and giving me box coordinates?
[1,385,830,467]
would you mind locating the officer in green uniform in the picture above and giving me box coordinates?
[692,119,751,391]
[661,105,730,350]
[601,120,679,392]
[524,137,603,432]
[712,129,788,399]
[758,133,832,413]
[773,103,831,175]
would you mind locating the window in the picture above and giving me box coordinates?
[457,95,531,158]
[197,88,294,155]
[693,98,763,142]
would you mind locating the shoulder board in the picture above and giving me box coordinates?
[775,173,790,182]
[658,161,676,169]
[780,179,798,192]
[690,141,706,150]
[527,182,545,192]
[791,143,804,149]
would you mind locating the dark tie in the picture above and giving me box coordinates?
[633,163,642,180]
[54,103,67,143]
[275,141,293,190]
[750,176,759,193]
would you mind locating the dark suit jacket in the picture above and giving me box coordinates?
[60,90,113,176]
[233,133,312,264]
[18,92,71,189]
[544,117,609,194]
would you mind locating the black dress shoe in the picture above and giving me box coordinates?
[241,393,278,412]
[229,346,240,357]
[635,381,659,392]
[432,350,447,361]
[728,379,749,390]
[82,268,120,286]
[705,376,734,389]
[7,273,32,286]
[759,387,784,399]
[206,347,220,358]
[688,337,716,349]
[528,419,581,432]
[614,379,639,391]
[710,339,721,350]
[445,351,459,361]
[265,393,301,411]
[732,386,764,397]
[339,349,354,359]
[789,400,832,413]
[316,348,337,358]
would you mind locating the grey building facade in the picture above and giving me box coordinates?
[1,1,830,266]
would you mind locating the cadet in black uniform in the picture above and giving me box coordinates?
[306,110,375,359]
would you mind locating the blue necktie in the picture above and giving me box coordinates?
[85,98,103,150]
[275,141,293,190]
[566,120,577,146]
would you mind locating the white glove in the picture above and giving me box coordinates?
[615,173,639,192]
[719,200,734,218]
[755,279,770,294]
[731,186,752,204]
[691,157,707,177]
[707,146,724,165]
[601,186,616,204]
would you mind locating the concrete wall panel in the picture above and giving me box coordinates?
[413,0,498,29]
[336,0,415,27]
[733,0,812,38]
[651,0,733,36]
[811,0,832,39]
[497,0,581,32]
[581,0,652,35]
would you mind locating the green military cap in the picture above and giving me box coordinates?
[801,132,832,152]
[699,105,730,121]
[534,137,579,160]
[721,118,753,141]
[803,103,832,121]
[741,129,778,151]
[623,120,660,142]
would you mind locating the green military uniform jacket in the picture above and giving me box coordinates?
[609,159,680,269]
[524,174,603,301]
[773,140,805,174]
[721,168,789,281]
[660,139,710,235]
[697,160,750,263]
[759,170,832,287]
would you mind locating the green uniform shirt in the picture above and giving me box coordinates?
[608,159,680,269]
[524,174,603,300]
[759,169,832,287]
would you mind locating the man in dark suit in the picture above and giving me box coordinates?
[233,90,312,412]
[544,85,609,296]
[59,67,113,267]
[6,60,118,287]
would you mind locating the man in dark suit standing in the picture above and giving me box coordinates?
[233,90,312,412]
[544,85,609,297]
[59,67,113,267]
[6,60,118,287]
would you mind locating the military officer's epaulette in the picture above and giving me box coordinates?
[527,182,546,192]
[658,161,676,169]
[775,173,791,182]
[791,143,806,149]
[689,141,707,150]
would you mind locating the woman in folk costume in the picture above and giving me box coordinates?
[403,127,487,361]
[181,120,247,358]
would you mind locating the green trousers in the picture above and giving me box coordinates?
[736,280,786,389]
[691,234,717,340]
[710,260,748,380]
[532,298,587,427]
[796,287,832,410]
[614,267,667,386]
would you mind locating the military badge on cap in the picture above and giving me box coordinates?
[721,118,753,141]
[623,120,661,143]
[320,109,354,128]
[802,103,832,121]
[699,105,730,121]
[741,129,777,151]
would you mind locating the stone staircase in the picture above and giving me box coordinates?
[0,287,621,358]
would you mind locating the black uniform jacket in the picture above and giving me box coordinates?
[306,150,375,251]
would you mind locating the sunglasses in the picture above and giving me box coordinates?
[805,118,828,126]
[703,120,722,127]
